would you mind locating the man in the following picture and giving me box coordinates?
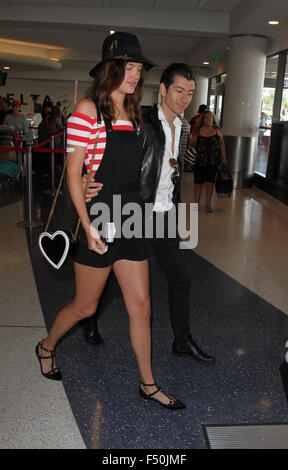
[83,63,215,363]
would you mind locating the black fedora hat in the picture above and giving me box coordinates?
[89,32,155,77]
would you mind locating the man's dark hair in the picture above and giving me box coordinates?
[160,63,195,89]
[198,104,207,113]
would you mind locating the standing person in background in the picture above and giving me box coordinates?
[53,102,66,129]
[36,101,61,177]
[192,111,227,212]
[42,95,53,112]
[189,104,207,135]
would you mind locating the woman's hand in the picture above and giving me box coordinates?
[85,225,108,255]
[82,173,103,202]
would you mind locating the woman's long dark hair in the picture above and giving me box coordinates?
[86,60,145,126]
[196,111,221,134]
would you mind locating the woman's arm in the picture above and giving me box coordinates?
[217,129,227,165]
[66,99,107,254]
[66,146,91,233]
[187,132,193,149]
[192,131,198,148]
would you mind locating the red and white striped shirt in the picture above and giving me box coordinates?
[66,112,134,174]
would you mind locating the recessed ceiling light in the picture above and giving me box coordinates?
[110,30,115,35]
[268,20,279,25]
[3,66,10,70]
[203,61,210,65]
[49,58,60,62]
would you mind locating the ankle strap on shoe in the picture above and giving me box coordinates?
[39,341,55,355]
[140,381,157,387]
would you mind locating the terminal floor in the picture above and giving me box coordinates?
[1,172,288,449]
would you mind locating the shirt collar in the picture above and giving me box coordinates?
[157,104,182,128]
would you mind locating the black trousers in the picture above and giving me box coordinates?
[149,211,191,342]
[89,210,192,343]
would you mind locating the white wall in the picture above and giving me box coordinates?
[1,78,158,116]
[184,75,209,122]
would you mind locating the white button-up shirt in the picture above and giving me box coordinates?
[153,104,182,213]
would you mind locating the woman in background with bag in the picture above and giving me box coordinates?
[192,111,227,212]
[35,32,185,410]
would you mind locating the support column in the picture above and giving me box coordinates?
[222,35,267,188]
[185,75,209,122]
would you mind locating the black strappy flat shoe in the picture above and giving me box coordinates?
[35,341,62,381]
[139,381,186,410]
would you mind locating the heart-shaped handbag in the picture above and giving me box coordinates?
[39,230,79,270]
[39,119,101,270]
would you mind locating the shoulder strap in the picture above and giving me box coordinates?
[45,114,102,237]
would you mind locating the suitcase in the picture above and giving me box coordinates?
[215,164,233,197]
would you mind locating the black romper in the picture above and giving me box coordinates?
[74,117,149,268]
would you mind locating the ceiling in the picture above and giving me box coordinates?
[0,0,287,82]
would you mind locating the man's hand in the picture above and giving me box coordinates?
[82,173,103,202]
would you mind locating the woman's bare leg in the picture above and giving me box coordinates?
[113,259,171,405]
[205,182,214,210]
[194,183,202,206]
[39,262,111,374]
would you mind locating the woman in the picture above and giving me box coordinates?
[35,32,185,410]
[192,111,227,212]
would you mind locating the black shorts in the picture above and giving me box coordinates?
[194,165,218,184]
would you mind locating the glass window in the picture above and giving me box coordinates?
[280,53,288,121]
[255,54,279,176]
[209,77,217,112]
[215,95,223,124]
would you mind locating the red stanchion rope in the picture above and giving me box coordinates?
[33,147,66,154]
[0,129,66,155]
[33,129,65,150]
[0,146,26,153]
[33,138,52,150]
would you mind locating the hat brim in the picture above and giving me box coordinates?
[89,55,155,78]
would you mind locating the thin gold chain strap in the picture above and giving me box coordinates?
[45,121,101,238]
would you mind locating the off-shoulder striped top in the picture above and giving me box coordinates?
[66,111,134,174]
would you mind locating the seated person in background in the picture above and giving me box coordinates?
[2,99,30,170]
[3,99,29,136]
